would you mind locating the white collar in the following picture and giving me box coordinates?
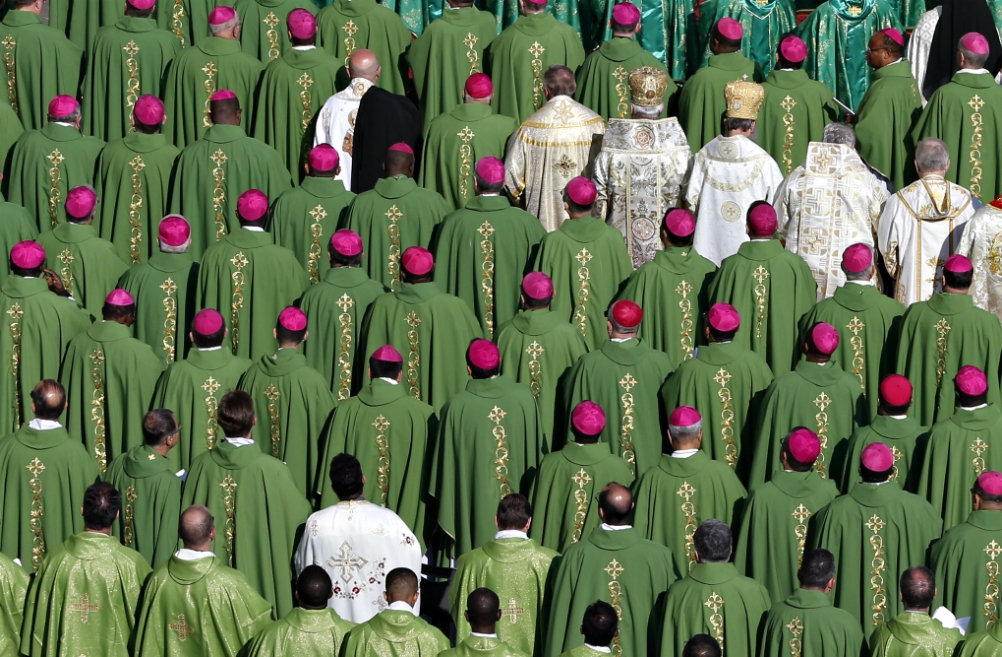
[198,346,223,352]
[175,548,215,561]
[224,436,255,447]
[28,418,62,430]
[471,632,498,638]
[887,414,908,420]
[85,530,111,536]
[957,68,991,75]
[887,57,903,67]
[778,68,795,71]
[671,448,699,459]
[599,523,631,531]
[377,377,399,385]
[387,600,417,615]
[292,45,315,51]
[585,646,612,654]
[480,193,500,196]
[961,403,988,411]
[494,530,528,540]
[865,481,891,486]
[610,337,634,343]
[846,279,875,287]
[750,237,772,242]
[53,121,76,128]
[242,226,265,232]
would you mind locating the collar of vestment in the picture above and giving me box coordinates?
[513,11,556,36]
[947,403,1002,430]
[123,131,170,153]
[926,291,974,315]
[198,36,243,57]
[651,246,704,274]
[224,228,274,248]
[561,440,616,465]
[598,37,644,62]
[657,449,711,476]
[41,122,83,142]
[735,238,785,261]
[333,0,378,18]
[282,47,331,70]
[370,609,425,637]
[462,635,506,651]
[203,123,248,144]
[867,414,922,439]
[599,337,651,365]
[321,266,375,289]
[509,308,566,336]
[148,251,193,273]
[792,358,844,386]
[695,340,747,365]
[114,15,158,32]
[167,553,218,584]
[948,71,998,89]
[464,194,514,213]
[2,10,41,26]
[284,608,343,631]
[438,5,483,26]
[465,375,515,399]
[394,281,442,304]
[1,275,50,298]
[258,347,307,376]
[829,0,874,21]
[741,0,781,16]
[708,51,754,72]
[832,281,884,312]
[885,611,952,643]
[586,524,641,550]
[848,480,904,507]
[769,468,826,498]
[873,59,913,81]
[300,176,349,199]
[558,215,608,242]
[63,531,116,559]
[86,319,133,343]
[966,509,1002,531]
[185,345,237,370]
[15,424,71,449]
[359,376,409,406]
[374,174,418,200]
[687,561,741,585]
[123,443,173,478]
[449,103,494,122]
[51,222,97,243]
[210,435,262,469]
[784,588,833,610]
[765,68,810,89]
[483,536,541,562]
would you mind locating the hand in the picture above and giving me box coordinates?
[843,112,856,125]
[41,268,66,296]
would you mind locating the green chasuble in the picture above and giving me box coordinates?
[237,347,337,498]
[7,124,105,232]
[617,246,717,367]
[317,378,436,547]
[440,634,528,657]
[561,338,674,476]
[272,177,355,282]
[495,308,589,444]
[931,509,1002,635]
[757,588,868,657]
[0,11,83,132]
[918,404,1002,533]
[341,609,451,657]
[531,216,632,352]
[798,281,906,420]
[182,439,312,617]
[155,0,212,48]
[734,470,839,604]
[677,51,761,154]
[81,17,181,143]
[557,643,613,657]
[748,360,867,489]
[359,282,483,412]
[658,562,773,657]
[592,0,670,69]
[36,224,129,315]
[450,537,557,654]
[64,0,119,51]
[297,266,386,396]
[117,252,199,364]
[0,104,24,176]
[632,451,747,573]
[528,441,634,553]
[196,228,309,360]
[242,607,355,657]
[104,444,182,567]
[0,551,28,657]
[133,554,274,657]
[895,292,1002,427]
[870,612,964,657]
[151,346,253,472]
[807,481,943,629]
[433,195,546,337]
[19,532,150,657]
[0,197,37,280]
[854,60,922,191]
[61,320,166,474]
[486,12,586,124]
[315,0,412,96]
[964,624,1002,657]
[545,526,677,657]
[169,124,293,259]
[837,415,928,494]
[708,238,818,377]
[407,6,497,134]
[418,105,518,210]
[161,37,265,150]
[252,47,341,180]
[96,133,181,265]
[0,276,92,434]
[341,174,450,291]
[0,425,97,570]
[574,38,668,122]
[233,0,317,64]
[431,375,544,558]
[758,68,838,177]
[660,341,774,473]
[911,71,1002,203]
[797,0,901,110]
[696,0,795,78]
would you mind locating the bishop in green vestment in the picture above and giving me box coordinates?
[869,567,964,657]
[756,548,868,657]
[450,495,557,654]
[315,0,412,95]
[104,409,183,567]
[0,380,98,570]
[658,519,773,657]
[181,390,312,618]
[234,0,317,63]
[696,0,795,78]
[237,306,337,498]
[342,147,450,291]
[0,551,27,657]
[433,158,546,337]
[0,197,35,281]
[445,588,531,657]
[272,145,355,281]
[133,504,274,657]
[545,484,678,657]
[297,229,386,396]
[81,8,181,143]
[734,429,839,603]
[633,407,747,573]
[431,340,544,558]
[61,290,165,474]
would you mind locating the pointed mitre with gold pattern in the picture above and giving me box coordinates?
[629,66,668,107]
[724,79,765,120]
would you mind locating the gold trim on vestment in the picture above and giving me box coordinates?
[219,475,237,566]
[128,155,146,264]
[780,95,796,175]
[969,95,984,199]
[342,20,358,67]
[160,277,178,363]
[489,405,511,495]
[678,481,697,571]
[386,205,402,291]
[169,614,194,641]
[372,414,391,505]
[574,248,592,337]
[972,437,988,476]
[934,318,951,388]
[676,280,694,359]
[846,316,865,390]
[478,220,495,337]
[308,204,327,283]
[605,559,625,657]
[752,266,769,338]
[792,504,811,565]
[529,41,545,110]
[26,457,45,569]
[618,374,637,473]
[202,376,221,449]
[90,348,108,474]
[705,592,725,650]
[813,392,831,478]
[229,252,248,353]
[263,383,281,457]
[463,32,479,75]
[7,303,22,429]
[201,62,217,128]
[263,12,280,61]
[297,72,314,135]
[124,40,140,114]
[210,149,228,241]
[714,368,737,468]
[404,311,421,398]
[526,340,543,399]
[458,125,475,203]
[124,485,137,546]
[57,248,75,295]
[336,294,354,400]
[866,514,887,626]
[2,35,17,113]
[986,540,1000,628]
[571,467,591,543]
[787,616,804,657]
[612,66,629,119]
[170,0,185,45]
[47,149,64,228]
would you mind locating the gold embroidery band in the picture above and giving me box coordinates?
[128,155,146,264]
[813,392,831,478]
[336,294,354,400]
[787,617,804,657]
[124,40,140,112]
[867,514,887,627]
[123,485,137,546]
[27,457,45,569]
[229,252,248,353]
[780,95,796,175]
[458,126,475,202]
[792,504,811,565]
[676,280,694,359]
[202,62,218,129]
[618,374,637,473]
[973,437,988,476]
[57,249,75,296]
[612,66,629,119]
[263,12,280,61]
[202,376,221,449]
[574,248,592,337]
[714,368,737,468]
[678,481,698,571]
[47,149,64,228]
[526,340,543,399]
[372,414,391,505]
[219,475,237,566]
[169,614,194,642]
[489,405,511,495]
[986,540,1000,628]
[478,220,495,337]
[753,265,769,338]
[501,598,526,625]
[298,72,314,135]
[342,20,358,67]
[7,303,22,428]
[705,592,725,650]
[263,383,281,457]
[70,593,100,623]
[404,311,421,398]
[846,316,865,390]
[171,0,185,45]
[386,205,402,290]
[605,559,625,657]
[211,149,228,241]
[90,349,108,474]
[2,35,17,113]
[934,318,951,388]
[529,41,545,110]
[160,277,178,363]
[571,467,591,543]
[969,94,984,199]
[307,205,327,283]
[463,32,479,75]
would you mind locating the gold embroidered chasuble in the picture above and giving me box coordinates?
[959,202,1002,326]
[314,77,373,189]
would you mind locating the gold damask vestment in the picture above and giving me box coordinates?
[960,202,1002,326]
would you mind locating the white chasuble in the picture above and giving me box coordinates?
[959,202,1002,326]
[314,78,374,190]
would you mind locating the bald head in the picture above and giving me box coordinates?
[348,49,380,81]
[598,483,632,526]
[385,568,419,605]
[297,566,334,609]
[900,566,936,611]
[466,587,501,632]
[385,149,415,178]
[179,505,214,550]
[31,379,66,420]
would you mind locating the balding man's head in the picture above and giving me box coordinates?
[598,483,632,526]
[900,566,936,611]
[348,49,380,81]
[297,566,333,609]
[385,149,415,178]
[30,379,66,420]
[384,568,419,606]
[209,97,241,126]
[465,587,501,631]
[683,635,721,657]
[544,65,577,98]
[179,505,215,550]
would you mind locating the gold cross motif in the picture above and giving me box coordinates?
[847,316,865,334]
[576,249,593,266]
[69,593,100,623]
[477,220,495,240]
[327,540,368,583]
[262,12,280,61]
[612,66,628,83]
[847,4,862,15]
[705,592,724,613]
[337,294,354,313]
[676,280,692,297]
[263,12,279,28]
[714,368,732,386]
[489,406,507,424]
[343,19,358,37]
[865,515,886,533]
[780,95,797,112]
[528,41,545,58]
[202,377,220,395]
[463,32,478,50]
[526,341,544,359]
[604,559,624,579]
[677,481,696,502]
[47,149,64,168]
[230,252,248,269]
[572,468,592,488]
[934,318,952,337]
[792,503,811,524]
[168,613,194,642]
[201,62,217,78]
[987,540,1002,560]
[970,95,986,112]
[972,437,988,475]
[752,265,770,283]
[501,597,526,624]
[160,278,177,296]
[123,40,139,57]
[619,373,636,392]
[814,392,831,412]
[372,415,391,433]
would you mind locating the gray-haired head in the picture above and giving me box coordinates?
[822,122,856,146]
[668,419,703,446]
[915,138,951,175]
[631,103,664,120]
[209,12,241,37]
[693,519,732,563]
[958,37,990,69]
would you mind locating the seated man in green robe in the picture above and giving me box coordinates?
[757,548,868,657]
[659,519,772,657]
[133,504,274,656]
[556,601,618,657]
[870,567,964,657]
[445,588,529,657]
[104,409,183,567]
[451,494,557,655]
[20,483,151,657]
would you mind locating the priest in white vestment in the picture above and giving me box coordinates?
[505,65,606,232]
[314,50,378,190]
[686,79,784,267]
[959,199,1002,326]
[776,123,889,301]
[593,66,692,268]
[878,137,975,306]
[295,453,423,623]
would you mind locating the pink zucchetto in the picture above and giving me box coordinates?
[372,344,403,363]
[133,95,165,125]
[210,89,237,102]
[708,302,740,332]
[861,442,895,472]
[401,246,434,276]
[209,6,236,24]
[465,73,493,99]
[525,0,547,6]
[664,209,696,237]
[882,28,904,47]
[879,374,912,407]
[944,254,973,273]
[566,177,597,206]
[389,142,414,155]
[522,272,553,300]
[962,32,991,55]
[716,17,743,40]
[611,2,641,25]
[330,229,362,256]
[572,401,606,436]
[158,215,190,246]
[956,365,988,396]
[105,288,135,307]
[779,35,807,63]
[288,8,316,39]
[669,406,701,427]
[475,156,505,184]
[127,0,156,10]
[748,203,778,237]
[786,428,821,463]
[10,241,45,270]
[48,95,78,118]
[610,299,642,328]
[278,306,307,331]
[237,189,269,221]
[842,243,873,273]
[308,144,339,171]
[977,471,1002,495]
[809,322,839,355]
[468,339,500,370]
[192,309,224,335]
[65,186,97,219]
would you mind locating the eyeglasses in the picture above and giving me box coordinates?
[866,47,888,54]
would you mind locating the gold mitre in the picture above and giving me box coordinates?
[724,79,764,120]
[629,66,668,107]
